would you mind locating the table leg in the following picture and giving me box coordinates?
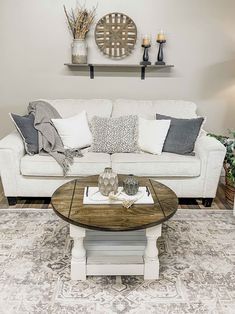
[70,225,86,280]
[144,224,162,280]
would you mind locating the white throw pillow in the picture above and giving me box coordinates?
[51,111,92,149]
[138,117,171,155]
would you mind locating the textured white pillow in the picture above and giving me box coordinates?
[52,111,92,149]
[138,117,171,155]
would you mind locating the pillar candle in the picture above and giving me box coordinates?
[142,35,151,46]
[157,30,166,41]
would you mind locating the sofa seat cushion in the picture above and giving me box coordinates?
[21,153,111,177]
[111,152,201,177]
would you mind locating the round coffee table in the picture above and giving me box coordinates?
[51,176,178,280]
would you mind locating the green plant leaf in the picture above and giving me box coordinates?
[208,131,235,186]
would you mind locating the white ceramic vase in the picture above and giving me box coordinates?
[71,39,88,64]
[98,168,118,196]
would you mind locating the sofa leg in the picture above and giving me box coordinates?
[202,198,213,207]
[7,197,17,206]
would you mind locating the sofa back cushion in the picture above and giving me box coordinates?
[112,99,198,119]
[152,100,197,119]
[42,99,113,121]
[42,99,197,121]
[112,99,153,119]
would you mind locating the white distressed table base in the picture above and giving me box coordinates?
[70,224,162,280]
[70,225,86,281]
[144,224,162,280]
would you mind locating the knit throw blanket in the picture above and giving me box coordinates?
[28,100,83,175]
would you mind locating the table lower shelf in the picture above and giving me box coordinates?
[70,225,162,280]
[86,232,145,275]
[87,255,144,276]
[85,230,146,253]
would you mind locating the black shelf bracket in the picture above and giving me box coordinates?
[89,64,94,79]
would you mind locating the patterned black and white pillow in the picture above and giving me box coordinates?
[91,115,138,153]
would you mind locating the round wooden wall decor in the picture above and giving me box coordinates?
[95,12,137,59]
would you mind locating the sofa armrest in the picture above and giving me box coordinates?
[195,134,226,155]
[0,131,25,196]
[0,131,25,158]
[194,135,226,198]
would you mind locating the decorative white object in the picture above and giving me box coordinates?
[138,117,171,155]
[70,224,162,280]
[51,110,92,149]
[98,167,118,196]
[83,186,154,206]
[71,39,88,64]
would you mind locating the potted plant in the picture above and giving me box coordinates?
[208,131,235,206]
[64,4,96,64]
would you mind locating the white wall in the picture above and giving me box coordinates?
[0,0,234,137]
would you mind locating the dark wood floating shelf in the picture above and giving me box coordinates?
[64,63,174,80]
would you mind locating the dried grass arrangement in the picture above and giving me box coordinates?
[64,4,96,40]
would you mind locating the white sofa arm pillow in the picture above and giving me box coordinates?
[0,131,25,196]
[194,135,226,198]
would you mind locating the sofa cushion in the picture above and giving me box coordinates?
[112,99,153,119]
[91,115,139,154]
[111,152,201,177]
[152,100,198,119]
[21,152,111,177]
[52,111,92,149]
[156,114,204,155]
[42,99,113,121]
[9,113,38,155]
[138,117,171,155]
[112,99,198,120]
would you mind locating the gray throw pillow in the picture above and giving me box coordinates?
[91,115,138,153]
[10,113,38,155]
[156,114,204,155]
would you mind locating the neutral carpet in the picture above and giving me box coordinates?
[0,209,234,314]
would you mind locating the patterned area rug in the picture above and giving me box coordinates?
[0,209,234,314]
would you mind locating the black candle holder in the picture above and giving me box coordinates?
[155,40,166,65]
[140,45,151,65]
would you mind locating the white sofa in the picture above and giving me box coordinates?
[0,99,226,206]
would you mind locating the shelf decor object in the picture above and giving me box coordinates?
[95,12,137,59]
[71,39,88,64]
[64,4,96,64]
[140,35,151,66]
[98,167,119,196]
[155,30,166,65]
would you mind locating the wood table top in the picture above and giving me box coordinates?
[51,175,178,232]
